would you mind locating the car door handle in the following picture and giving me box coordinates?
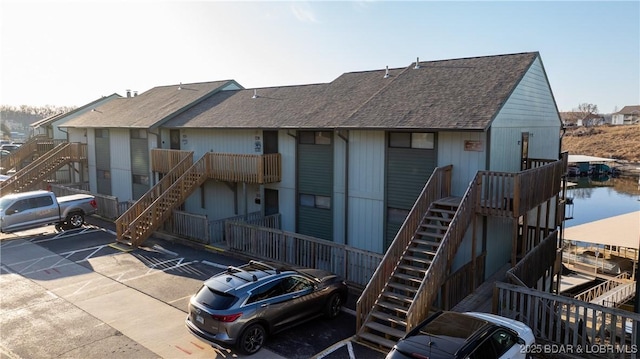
[260,303,270,308]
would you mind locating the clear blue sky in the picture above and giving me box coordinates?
[1,1,638,113]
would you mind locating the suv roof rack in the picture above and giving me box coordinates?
[226,266,258,282]
[249,260,281,274]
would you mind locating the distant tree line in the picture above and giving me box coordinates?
[0,104,77,138]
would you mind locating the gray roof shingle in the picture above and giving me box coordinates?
[62,81,238,128]
[166,52,539,131]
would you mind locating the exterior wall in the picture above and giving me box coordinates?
[347,130,386,253]
[437,131,487,196]
[611,114,624,125]
[109,129,133,201]
[264,131,297,232]
[179,128,264,221]
[490,56,561,172]
[333,133,346,245]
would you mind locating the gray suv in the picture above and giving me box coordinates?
[185,260,348,355]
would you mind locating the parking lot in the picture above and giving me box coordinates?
[0,220,386,359]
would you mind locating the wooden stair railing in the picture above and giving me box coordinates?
[355,166,452,338]
[0,142,85,194]
[117,154,207,248]
[115,152,194,243]
[356,172,479,352]
[0,135,62,174]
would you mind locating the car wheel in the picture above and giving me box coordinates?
[66,212,84,229]
[323,292,343,318]
[54,223,63,232]
[237,323,266,355]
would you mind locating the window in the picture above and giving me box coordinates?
[132,175,149,186]
[247,279,286,304]
[33,195,53,208]
[131,129,147,139]
[95,129,109,138]
[299,131,331,145]
[469,330,517,359]
[97,170,111,179]
[283,276,314,294]
[389,132,434,149]
[299,194,331,209]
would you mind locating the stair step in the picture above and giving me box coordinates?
[402,255,433,265]
[376,300,409,314]
[416,230,444,239]
[382,290,414,304]
[420,223,449,231]
[412,238,441,248]
[425,215,453,223]
[406,246,437,257]
[396,264,427,274]
[365,321,406,339]
[386,281,418,294]
[391,272,422,284]
[430,208,457,215]
[370,310,408,327]
[358,332,397,350]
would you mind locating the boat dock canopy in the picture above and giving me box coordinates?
[564,211,640,250]
[568,155,616,163]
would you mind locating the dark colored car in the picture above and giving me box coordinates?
[385,311,535,359]
[185,260,349,355]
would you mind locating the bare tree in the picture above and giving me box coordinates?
[574,103,599,127]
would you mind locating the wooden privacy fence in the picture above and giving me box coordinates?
[169,211,281,245]
[494,282,640,359]
[225,221,383,287]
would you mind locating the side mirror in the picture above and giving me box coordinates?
[517,337,526,345]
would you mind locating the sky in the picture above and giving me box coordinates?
[0,1,638,114]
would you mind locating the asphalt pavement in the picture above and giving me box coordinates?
[0,217,387,359]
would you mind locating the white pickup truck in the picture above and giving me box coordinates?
[0,190,98,233]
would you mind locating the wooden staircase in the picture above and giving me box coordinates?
[116,152,205,248]
[0,135,63,174]
[358,199,460,350]
[0,142,83,194]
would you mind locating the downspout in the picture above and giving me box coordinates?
[557,126,568,293]
[337,130,349,246]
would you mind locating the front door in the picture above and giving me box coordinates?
[264,189,279,216]
[520,132,529,170]
[170,130,180,150]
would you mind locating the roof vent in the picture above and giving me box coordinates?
[126,89,131,97]
[178,82,182,90]
[252,89,258,99]
[384,66,390,79]
[414,57,420,69]
[133,91,138,97]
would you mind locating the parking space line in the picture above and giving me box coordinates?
[312,337,357,359]
[200,260,229,270]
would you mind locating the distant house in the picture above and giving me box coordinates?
[612,105,640,125]
[559,111,605,127]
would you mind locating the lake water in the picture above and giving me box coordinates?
[565,175,640,228]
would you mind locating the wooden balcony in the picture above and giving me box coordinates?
[151,149,281,184]
[0,135,67,174]
[476,152,568,218]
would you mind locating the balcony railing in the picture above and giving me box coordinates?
[151,149,281,184]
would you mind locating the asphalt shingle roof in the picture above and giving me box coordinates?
[62,81,236,128]
[616,105,640,115]
[166,52,539,131]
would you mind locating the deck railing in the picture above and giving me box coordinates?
[476,153,568,218]
[151,149,193,173]
[404,169,478,331]
[0,135,57,173]
[205,152,281,184]
[226,222,383,287]
[494,282,639,359]
[575,273,634,304]
[356,165,452,330]
[506,230,559,288]
[151,149,281,184]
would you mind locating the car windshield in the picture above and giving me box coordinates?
[194,285,238,310]
[0,197,11,211]
[418,312,487,340]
